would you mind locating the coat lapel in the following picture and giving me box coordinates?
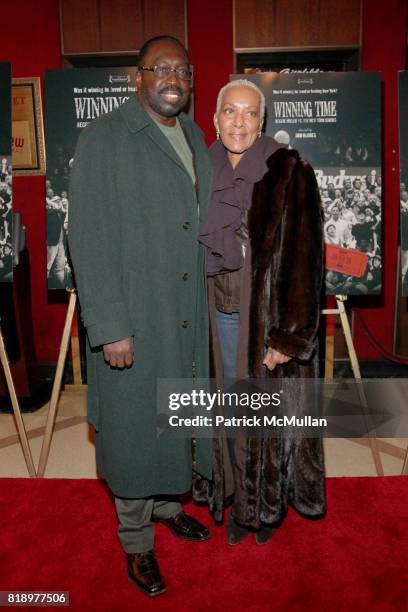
[180,114,212,222]
[120,97,212,220]
[120,97,202,185]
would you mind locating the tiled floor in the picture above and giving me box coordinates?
[0,390,407,478]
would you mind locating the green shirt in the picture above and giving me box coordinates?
[153,117,196,185]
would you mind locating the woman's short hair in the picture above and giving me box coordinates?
[216,79,265,122]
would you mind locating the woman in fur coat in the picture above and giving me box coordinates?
[197,79,326,545]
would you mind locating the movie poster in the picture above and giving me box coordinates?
[233,72,382,295]
[399,72,408,296]
[0,63,12,282]
[45,67,137,289]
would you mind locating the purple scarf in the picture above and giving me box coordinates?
[198,135,281,275]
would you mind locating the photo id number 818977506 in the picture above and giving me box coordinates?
[0,592,69,606]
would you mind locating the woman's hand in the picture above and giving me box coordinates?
[263,347,291,371]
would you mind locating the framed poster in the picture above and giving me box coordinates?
[399,71,408,296]
[232,72,382,295]
[45,67,137,289]
[12,77,46,176]
[0,63,12,282]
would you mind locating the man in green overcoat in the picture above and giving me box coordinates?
[68,36,212,597]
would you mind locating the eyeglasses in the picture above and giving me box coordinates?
[139,65,193,81]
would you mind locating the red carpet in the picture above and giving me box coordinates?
[1,477,407,611]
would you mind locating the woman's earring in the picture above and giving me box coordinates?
[258,131,262,138]
[216,129,220,140]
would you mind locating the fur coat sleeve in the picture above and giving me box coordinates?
[248,147,324,376]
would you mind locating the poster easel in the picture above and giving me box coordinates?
[0,322,36,477]
[402,450,408,475]
[37,290,78,477]
[64,297,86,393]
[36,292,406,478]
[322,295,385,475]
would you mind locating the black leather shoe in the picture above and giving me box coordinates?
[226,515,250,545]
[126,550,166,596]
[154,511,211,541]
[254,525,278,545]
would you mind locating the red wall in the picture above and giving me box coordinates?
[354,0,408,358]
[1,0,407,362]
[187,0,234,144]
[1,0,65,362]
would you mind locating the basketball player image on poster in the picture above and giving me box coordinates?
[45,67,136,289]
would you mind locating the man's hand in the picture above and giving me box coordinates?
[263,347,291,371]
[103,337,134,368]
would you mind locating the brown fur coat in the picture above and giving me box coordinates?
[193,148,326,527]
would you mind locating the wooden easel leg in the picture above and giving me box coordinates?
[37,291,77,478]
[402,447,408,475]
[325,334,335,379]
[324,297,335,379]
[0,327,36,477]
[71,332,82,385]
[64,308,87,393]
[335,296,384,476]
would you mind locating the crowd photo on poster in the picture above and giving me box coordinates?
[0,155,12,282]
[399,71,408,296]
[401,176,408,295]
[317,167,382,295]
[45,152,71,289]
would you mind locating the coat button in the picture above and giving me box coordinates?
[181,320,189,328]
[182,221,190,229]
[182,272,188,280]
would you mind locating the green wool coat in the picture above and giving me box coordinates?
[68,96,212,498]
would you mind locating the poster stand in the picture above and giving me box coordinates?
[0,322,36,477]
[37,289,77,477]
[64,305,86,393]
[402,451,408,475]
[37,292,405,478]
[322,295,385,475]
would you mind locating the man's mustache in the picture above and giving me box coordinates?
[159,85,184,96]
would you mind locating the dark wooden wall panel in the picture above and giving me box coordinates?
[319,0,361,46]
[143,0,186,46]
[99,0,143,52]
[234,0,361,48]
[60,0,186,55]
[60,0,100,54]
[274,0,320,46]
[234,0,275,48]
